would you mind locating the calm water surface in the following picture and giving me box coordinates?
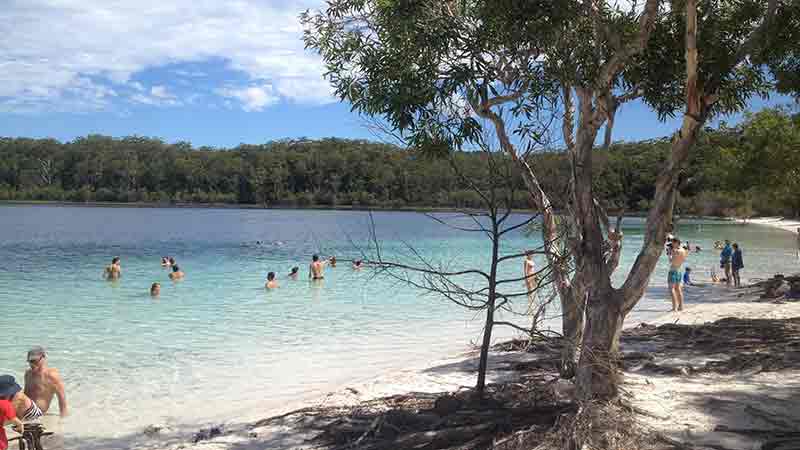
[0,205,796,449]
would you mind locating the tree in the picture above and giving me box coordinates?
[302,0,800,404]
[362,149,556,396]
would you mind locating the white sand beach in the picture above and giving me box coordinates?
[145,276,800,450]
[741,216,800,235]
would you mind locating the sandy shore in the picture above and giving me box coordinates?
[134,275,798,450]
[740,216,800,235]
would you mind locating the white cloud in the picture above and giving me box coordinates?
[0,0,332,113]
[216,84,279,111]
[130,84,181,106]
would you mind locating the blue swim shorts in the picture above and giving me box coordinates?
[668,269,683,285]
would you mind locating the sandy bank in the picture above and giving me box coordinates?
[138,277,800,450]
[741,216,800,235]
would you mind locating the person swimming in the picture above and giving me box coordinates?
[352,259,363,270]
[104,256,121,280]
[150,282,161,296]
[169,265,185,280]
[288,267,299,280]
[161,257,169,267]
[329,256,337,267]
[309,254,327,280]
[265,272,278,289]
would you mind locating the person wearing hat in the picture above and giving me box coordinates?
[0,390,24,450]
[0,375,41,422]
[24,347,68,418]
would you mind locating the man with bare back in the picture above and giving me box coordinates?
[668,238,689,312]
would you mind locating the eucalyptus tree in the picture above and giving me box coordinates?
[303,0,800,401]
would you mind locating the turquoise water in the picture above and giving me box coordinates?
[0,205,796,449]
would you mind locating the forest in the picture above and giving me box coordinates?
[1,107,797,217]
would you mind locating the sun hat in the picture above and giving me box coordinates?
[27,346,46,362]
[0,375,22,399]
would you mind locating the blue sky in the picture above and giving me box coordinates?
[0,0,792,148]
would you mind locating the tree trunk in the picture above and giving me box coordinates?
[559,285,586,379]
[476,297,494,395]
[576,286,625,400]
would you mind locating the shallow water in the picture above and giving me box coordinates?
[0,205,795,449]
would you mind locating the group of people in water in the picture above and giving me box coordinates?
[0,347,68,449]
[265,255,365,289]
[102,255,185,297]
[666,234,747,312]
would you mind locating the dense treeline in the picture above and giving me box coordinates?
[1,107,798,216]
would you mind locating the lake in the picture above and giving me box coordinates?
[0,205,796,449]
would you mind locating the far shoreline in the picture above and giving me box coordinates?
[0,199,771,222]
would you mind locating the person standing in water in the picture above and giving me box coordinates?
[169,265,185,280]
[309,254,328,281]
[720,240,733,287]
[732,243,744,288]
[104,256,121,280]
[668,238,689,312]
[24,347,68,418]
[265,272,278,289]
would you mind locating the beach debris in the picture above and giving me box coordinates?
[192,425,224,443]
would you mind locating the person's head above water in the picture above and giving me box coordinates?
[150,282,160,295]
[290,267,299,274]
[112,256,120,264]
[169,257,176,264]
[172,265,180,272]
[267,272,276,281]
[312,254,320,262]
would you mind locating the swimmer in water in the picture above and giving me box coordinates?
[329,256,337,267]
[161,257,169,267]
[104,257,121,280]
[352,260,363,270]
[288,267,299,280]
[150,282,161,297]
[169,265,185,280]
[309,254,328,281]
[265,272,278,289]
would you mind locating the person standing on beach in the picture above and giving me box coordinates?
[668,238,689,312]
[24,347,68,418]
[796,227,800,261]
[732,243,744,288]
[309,254,328,281]
[720,240,733,287]
[523,251,536,295]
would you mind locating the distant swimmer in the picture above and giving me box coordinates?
[694,246,702,253]
[168,257,176,267]
[329,256,337,268]
[104,257,121,280]
[265,272,278,289]
[309,254,328,280]
[352,260,363,270]
[150,282,161,297]
[288,267,299,280]
[169,265,185,280]
[161,257,170,267]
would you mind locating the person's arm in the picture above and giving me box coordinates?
[50,370,68,417]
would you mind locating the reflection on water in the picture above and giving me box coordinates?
[0,205,796,449]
